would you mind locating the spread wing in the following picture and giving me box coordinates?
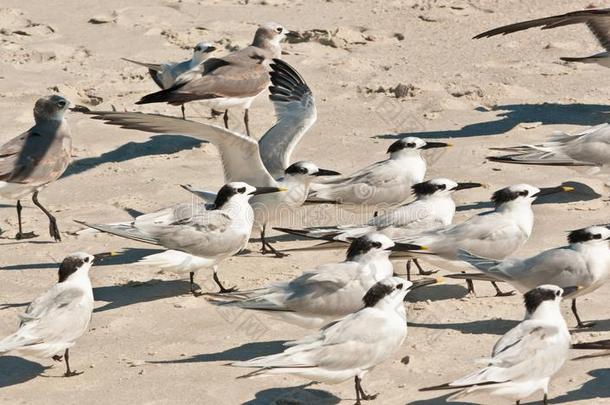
[258,59,317,178]
[82,111,276,187]
[475,8,610,52]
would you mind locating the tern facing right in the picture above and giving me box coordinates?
[231,277,426,404]
[78,182,284,293]
[453,225,610,328]
[422,285,573,405]
[208,234,437,329]
[0,252,95,377]
[307,137,451,207]
[393,184,574,296]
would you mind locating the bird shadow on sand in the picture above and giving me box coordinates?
[93,279,192,312]
[552,368,610,403]
[457,181,600,213]
[408,318,518,336]
[0,356,47,388]
[148,340,288,365]
[407,392,476,404]
[374,103,610,140]
[570,318,610,334]
[405,284,469,302]
[244,383,341,405]
[61,134,205,179]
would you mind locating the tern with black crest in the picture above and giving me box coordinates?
[231,277,435,404]
[77,182,284,293]
[0,253,95,377]
[207,234,438,329]
[452,225,610,328]
[80,59,335,256]
[422,285,572,404]
[307,137,451,207]
[391,184,574,295]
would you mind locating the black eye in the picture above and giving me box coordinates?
[194,46,202,52]
[438,184,446,190]
[519,190,529,197]
[371,241,382,249]
[84,257,90,263]
[276,27,283,33]
[396,283,404,290]
[57,100,66,108]
[555,290,561,296]
[406,142,415,148]
[593,234,602,239]
[237,187,246,194]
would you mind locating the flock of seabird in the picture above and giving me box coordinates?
[1,8,610,405]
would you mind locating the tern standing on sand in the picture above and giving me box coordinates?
[0,95,72,241]
[135,22,289,136]
[0,253,95,377]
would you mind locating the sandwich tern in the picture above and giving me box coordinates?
[207,234,436,329]
[307,137,451,207]
[422,285,573,404]
[77,182,284,293]
[231,276,437,404]
[452,225,610,328]
[0,252,95,377]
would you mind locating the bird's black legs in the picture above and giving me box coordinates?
[491,281,515,297]
[516,401,520,405]
[259,225,287,258]
[223,109,229,129]
[543,393,548,405]
[572,299,595,328]
[63,349,82,377]
[244,109,251,137]
[181,105,186,120]
[413,258,438,276]
[189,272,202,296]
[14,200,37,240]
[461,271,475,295]
[32,191,61,241]
[213,267,237,293]
[354,376,378,405]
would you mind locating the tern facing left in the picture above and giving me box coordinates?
[453,225,610,328]
[307,137,450,207]
[0,252,95,377]
[422,285,573,405]
[231,277,418,404]
[78,182,284,293]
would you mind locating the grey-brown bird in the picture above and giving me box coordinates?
[135,22,289,136]
[475,8,610,68]
[0,95,72,241]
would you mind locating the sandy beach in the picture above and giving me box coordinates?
[1,0,609,403]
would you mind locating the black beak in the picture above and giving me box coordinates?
[534,185,574,197]
[411,277,443,289]
[285,30,300,39]
[454,182,483,191]
[389,242,428,258]
[314,168,341,177]
[562,286,581,297]
[421,141,451,150]
[205,46,217,53]
[93,252,120,263]
[70,105,91,113]
[250,187,286,195]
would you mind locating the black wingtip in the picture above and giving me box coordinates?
[419,382,455,392]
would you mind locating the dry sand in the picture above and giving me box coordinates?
[1,0,609,403]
